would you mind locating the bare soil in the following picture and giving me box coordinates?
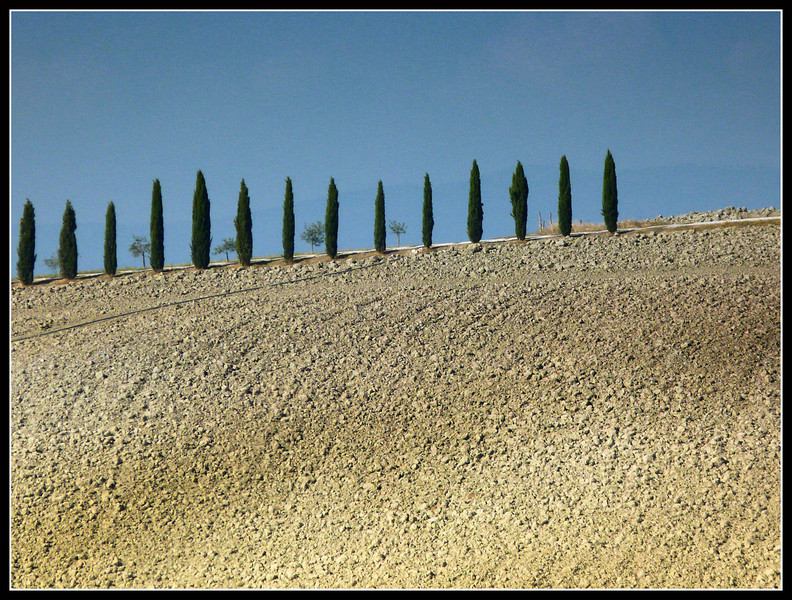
[10,211,781,589]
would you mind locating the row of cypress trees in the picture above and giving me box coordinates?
[15,152,618,284]
[478,149,617,243]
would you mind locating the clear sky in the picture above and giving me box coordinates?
[10,10,781,274]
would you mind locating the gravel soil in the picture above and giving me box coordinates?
[10,209,781,589]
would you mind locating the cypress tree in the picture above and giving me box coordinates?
[190,170,212,268]
[282,177,295,262]
[104,202,117,276]
[558,155,572,237]
[325,177,339,259]
[422,173,434,249]
[467,159,483,243]
[16,199,36,285]
[601,149,618,234]
[58,200,78,279]
[509,161,529,240]
[150,179,164,271]
[374,180,386,253]
[234,178,253,266]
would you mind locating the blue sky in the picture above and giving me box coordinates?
[11,10,781,273]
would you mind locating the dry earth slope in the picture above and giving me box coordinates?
[10,209,781,589]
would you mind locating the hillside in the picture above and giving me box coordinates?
[10,209,781,589]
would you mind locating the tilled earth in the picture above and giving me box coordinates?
[10,213,781,589]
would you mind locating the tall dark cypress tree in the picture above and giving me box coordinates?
[325,177,339,259]
[191,170,212,268]
[422,173,434,249]
[58,200,78,279]
[467,159,483,243]
[104,202,117,276]
[16,199,36,285]
[234,178,253,266]
[602,150,619,234]
[558,155,572,237]
[509,161,529,240]
[150,179,164,271]
[374,180,386,253]
[282,177,295,262]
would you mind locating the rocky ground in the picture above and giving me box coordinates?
[645,204,778,225]
[10,209,781,589]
